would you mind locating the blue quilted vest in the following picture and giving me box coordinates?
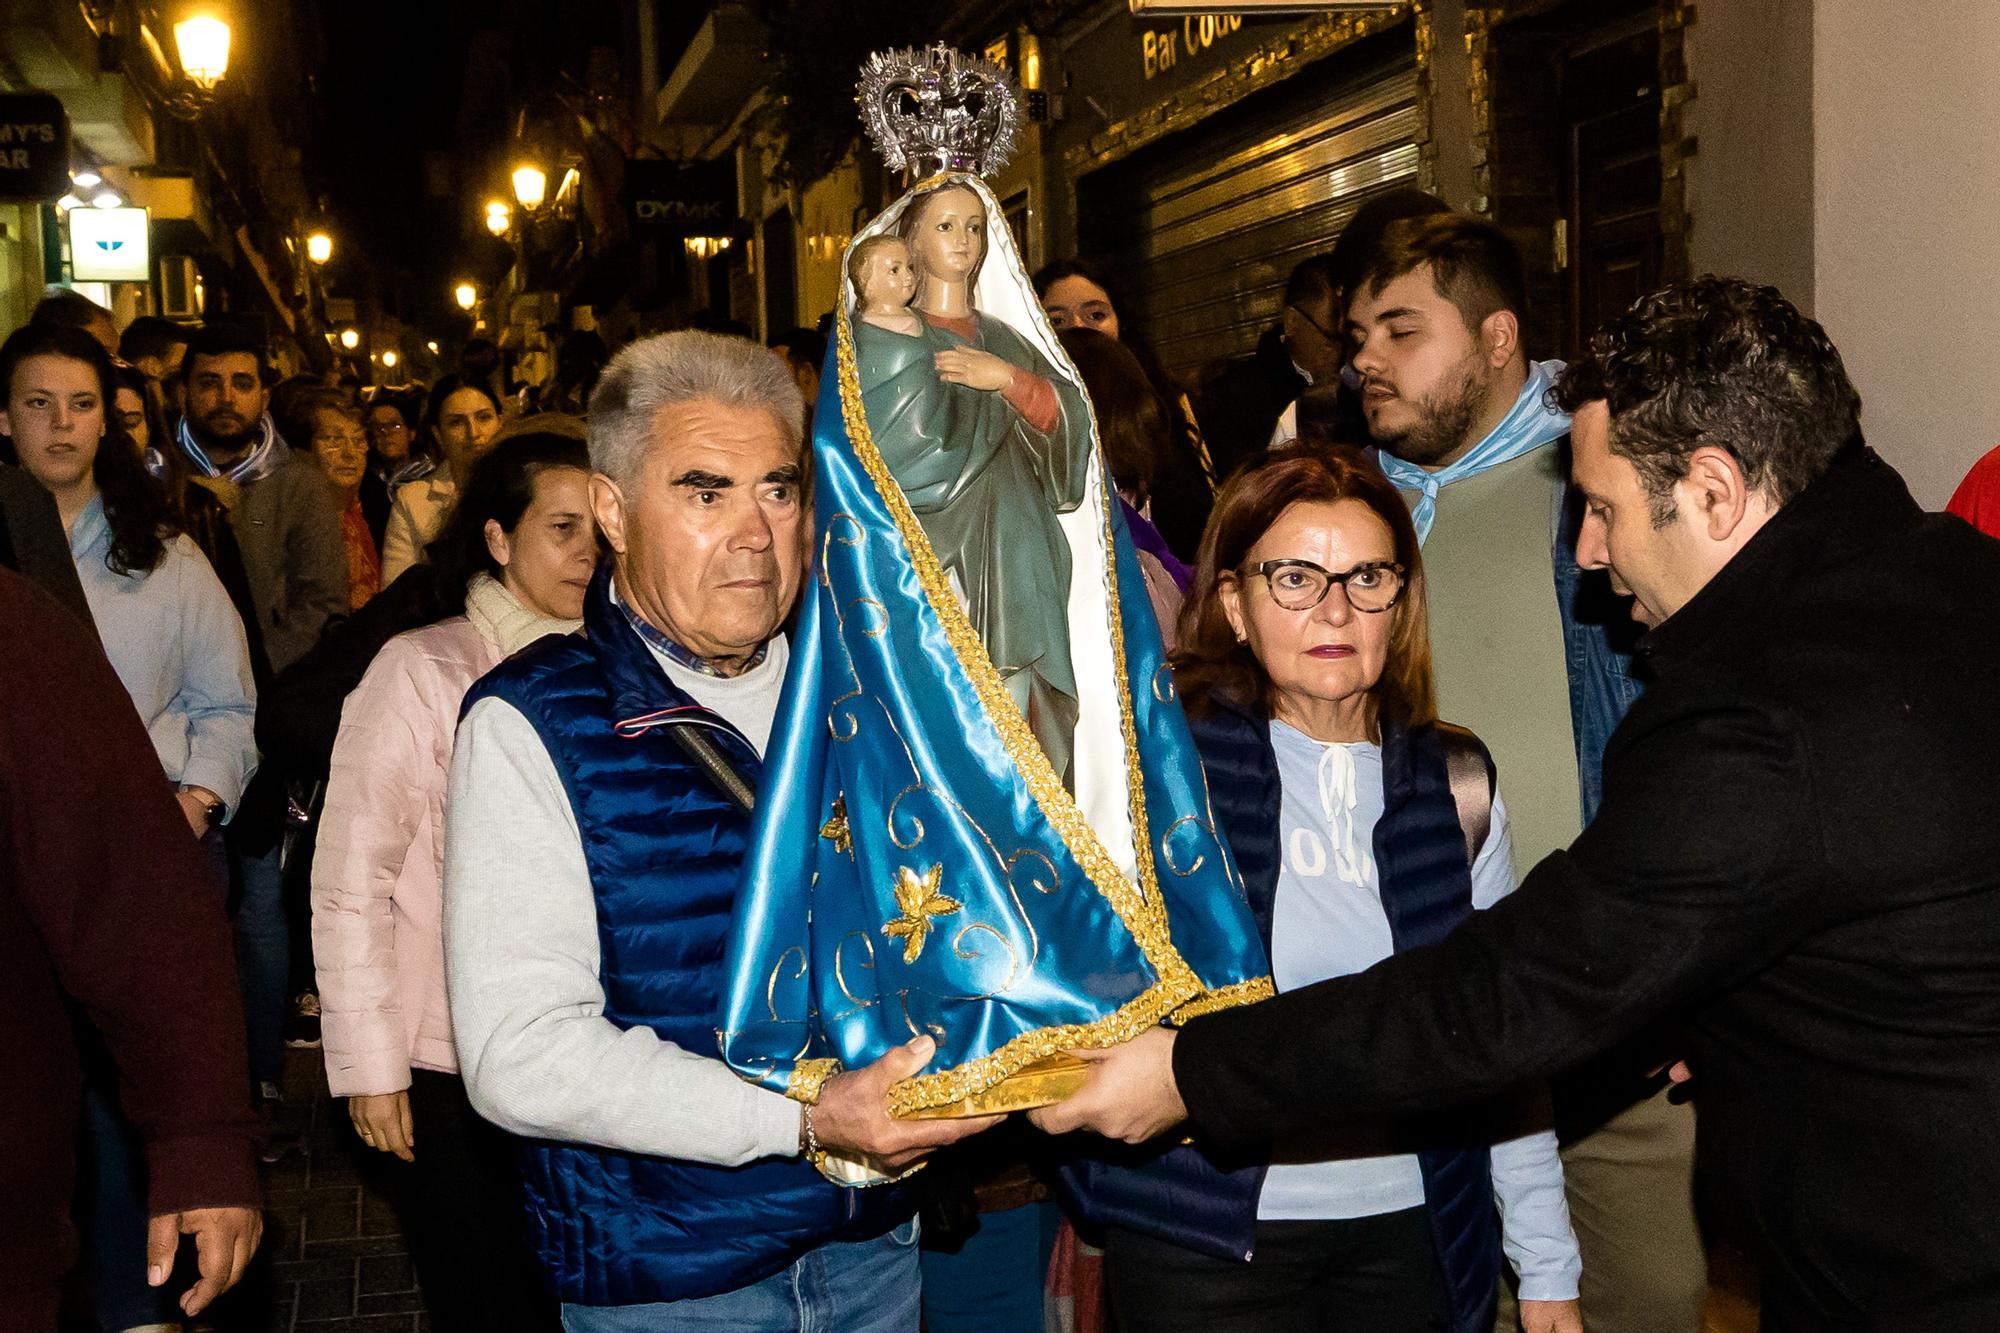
[464,568,908,1306]
[1063,694,1503,1333]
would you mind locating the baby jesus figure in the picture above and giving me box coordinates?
[849,235,923,337]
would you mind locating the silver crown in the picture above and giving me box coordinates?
[857,44,1020,181]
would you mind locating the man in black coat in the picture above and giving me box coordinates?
[1035,277,2000,1329]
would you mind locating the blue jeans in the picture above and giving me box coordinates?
[226,836,288,1088]
[559,1221,920,1332]
[919,1201,1059,1332]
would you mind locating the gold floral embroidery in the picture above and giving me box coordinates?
[882,863,960,964]
[820,795,853,855]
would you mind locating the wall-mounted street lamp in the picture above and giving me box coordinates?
[511,164,548,213]
[454,281,478,311]
[306,231,333,265]
[381,350,399,369]
[339,327,360,350]
[484,200,512,237]
[174,15,232,90]
[426,340,440,355]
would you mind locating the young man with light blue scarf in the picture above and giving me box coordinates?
[1345,214,1702,1333]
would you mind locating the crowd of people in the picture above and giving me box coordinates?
[4,184,2000,1333]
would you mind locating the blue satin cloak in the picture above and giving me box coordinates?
[719,312,1272,1119]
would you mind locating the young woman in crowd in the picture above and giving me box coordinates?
[1070,445,1582,1333]
[1057,325,1191,647]
[312,430,593,1330]
[1035,256,1217,557]
[379,373,503,581]
[364,391,429,533]
[285,389,382,611]
[2,321,259,1333]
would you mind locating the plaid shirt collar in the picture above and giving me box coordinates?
[613,581,767,678]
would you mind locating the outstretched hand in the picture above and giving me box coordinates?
[813,1034,1003,1171]
[147,1205,262,1316]
[1027,1026,1187,1143]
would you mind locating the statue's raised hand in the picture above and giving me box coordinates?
[934,345,1016,392]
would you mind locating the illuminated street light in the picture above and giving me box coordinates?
[306,231,333,265]
[454,281,478,311]
[511,164,547,212]
[426,340,440,355]
[484,204,511,237]
[173,15,232,91]
[382,350,399,369]
[339,328,360,350]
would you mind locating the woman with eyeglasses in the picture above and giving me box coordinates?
[284,390,382,611]
[1067,443,1582,1333]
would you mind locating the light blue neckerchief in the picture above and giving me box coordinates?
[177,412,284,486]
[1377,359,1571,545]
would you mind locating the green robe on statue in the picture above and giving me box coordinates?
[853,310,1093,783]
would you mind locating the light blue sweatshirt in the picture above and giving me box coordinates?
[1258,719,1581,1302]
[69,494,258,814]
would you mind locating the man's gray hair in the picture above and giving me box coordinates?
[586,331,806,490]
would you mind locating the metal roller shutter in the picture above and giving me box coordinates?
[1079,49,1420,379]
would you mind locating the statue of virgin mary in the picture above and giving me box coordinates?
[720,46,1270,1128]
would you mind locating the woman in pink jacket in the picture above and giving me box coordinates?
[313,429,592,1330]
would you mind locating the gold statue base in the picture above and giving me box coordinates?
[900,1052,1090,1119]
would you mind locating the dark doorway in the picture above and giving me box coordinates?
[1485,0,1670,358]
[1561,14,1663,354]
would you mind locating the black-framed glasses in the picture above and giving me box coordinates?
[1239,558,1406,613]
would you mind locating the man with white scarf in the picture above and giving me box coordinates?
[175,323,347,1112]
[1343,214,1702,1333]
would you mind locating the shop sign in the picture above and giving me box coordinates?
[1064,11,1294,129]
[69,206,151,282]
[0,93,71,202]
[624,159,745,237]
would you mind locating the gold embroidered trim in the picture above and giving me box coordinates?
[787,1058,844,1105]
[886,966,1202,1118]
[832,175,1263,1115]
[1169,976,1276,1024]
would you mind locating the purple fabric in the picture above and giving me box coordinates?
[1120,497,1192,591]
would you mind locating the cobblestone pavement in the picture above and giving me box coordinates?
[200,1047,429,1333]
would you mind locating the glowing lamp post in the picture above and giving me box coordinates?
[382,350,399,369]
[339,328,360,351]
[173,16,232,92]
[306,231,333,265]
[454,282,478,312]
[511,164,548,212]
[484,200,511,237]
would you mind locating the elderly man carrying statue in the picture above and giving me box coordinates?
[442,331,989,1330]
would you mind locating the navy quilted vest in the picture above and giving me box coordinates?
[465,569,907,1306]
[1063,694,1502,1333]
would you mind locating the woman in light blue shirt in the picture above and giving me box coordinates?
[2,324,256,833]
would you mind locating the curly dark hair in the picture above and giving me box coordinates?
[1555,276,1862,524]
[0,322,170,575]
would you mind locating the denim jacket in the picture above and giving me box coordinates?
[1550,453,1647,823]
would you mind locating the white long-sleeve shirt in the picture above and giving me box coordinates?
[1258,720,1581,1302]
[440,631,802,1165]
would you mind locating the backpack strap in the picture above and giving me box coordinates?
[1434,722,1495,865]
